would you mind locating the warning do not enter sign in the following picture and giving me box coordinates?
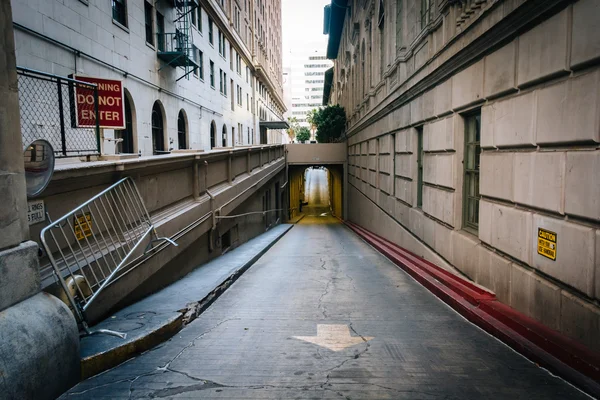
[72,75,125,129]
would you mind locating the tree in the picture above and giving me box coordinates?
[306,108,319,129]
[311,105,347,143]
[286,117,300,140]
[295,127,311,143]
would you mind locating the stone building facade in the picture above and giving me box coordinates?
[325,0,600,351]
[12,0,286,156]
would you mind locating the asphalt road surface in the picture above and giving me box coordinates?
[63,169,588,399]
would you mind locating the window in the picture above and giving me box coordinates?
[210,61,215,87]
[218,31,224,55]
[236,54,241,75]
[420,0,430,30]
[463,112,481,232]
[144,1,154,45]
[208,18,214,45]
[247,93,249,110]
[219,69,224,93]
[396,0,403,50]
[234,6,241,31]
[197,6,202,32]
[191,4,197,27]
[156,12,165,51]
[151,102,164,154]
[416,126,423,208]
[112,0,127,27]
[177,110,187,149]
[230,79,234,110]
[224,73,228,96]
[198,50,204,80]
[246,66,249,83]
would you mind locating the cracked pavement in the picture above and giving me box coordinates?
[62,169,588,399]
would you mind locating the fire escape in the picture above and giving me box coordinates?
[157,0,199,81]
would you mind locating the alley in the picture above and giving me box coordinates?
[63,173,587,399]
[303,167,333,220]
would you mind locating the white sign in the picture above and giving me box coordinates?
[27,200,45,226]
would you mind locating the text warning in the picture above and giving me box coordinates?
[537,228,557,261]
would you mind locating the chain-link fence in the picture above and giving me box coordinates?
[17,67,100,158]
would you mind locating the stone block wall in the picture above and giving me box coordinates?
[342,0,600,351]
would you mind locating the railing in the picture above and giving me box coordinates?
[40,177,177,338]
[16,67,101,158]
[157,32,189,55]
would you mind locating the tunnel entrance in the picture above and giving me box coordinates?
[287,164,344,224]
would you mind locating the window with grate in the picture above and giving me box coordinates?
[144,2,153,45]
[416,126,423,208]
[112,0,128,27]
[463,112,481,232]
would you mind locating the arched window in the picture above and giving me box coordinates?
[222,124,227,147]
[151,101,165,154]
[210,121,216,149]
[177,109,187,149]
[115,89,135,153]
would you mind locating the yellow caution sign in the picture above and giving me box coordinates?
[74,213,93,241]
[537,228,557,261]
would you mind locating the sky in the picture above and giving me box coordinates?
[282,0,331,62]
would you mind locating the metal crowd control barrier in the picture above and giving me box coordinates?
[40,177,177,338]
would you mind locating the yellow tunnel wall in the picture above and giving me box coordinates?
[288,167,305,220]
[328,167,343,219]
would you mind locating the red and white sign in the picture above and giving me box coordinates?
[72,75,125,129]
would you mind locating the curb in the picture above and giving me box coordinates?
[81,314,183,379]
[80,224,294,380]
[345,221,600,398]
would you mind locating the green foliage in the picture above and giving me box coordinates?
[286,117,300,140]
[306,108,319,128]
[311,105,347,143]
[295,127,311,143]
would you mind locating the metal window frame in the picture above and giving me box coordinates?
[462,111,481,233]
[112,0,128,28]
[416,126,424,208]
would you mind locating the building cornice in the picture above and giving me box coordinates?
[345,0,576,138]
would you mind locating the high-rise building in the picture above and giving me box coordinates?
[11,0,287,157]
[284,48,333,137]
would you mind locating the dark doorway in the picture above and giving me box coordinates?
[177,110,187,149]
[260,126,268,144]
[151,102,165,154]
[210,121,216,149]
[116,93,134,153]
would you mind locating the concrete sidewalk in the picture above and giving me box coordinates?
[80,224,293,379]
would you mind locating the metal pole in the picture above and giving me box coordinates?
[57,77,67,156]
[94,86,101,154]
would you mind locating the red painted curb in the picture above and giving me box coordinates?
[345,221,600,397]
